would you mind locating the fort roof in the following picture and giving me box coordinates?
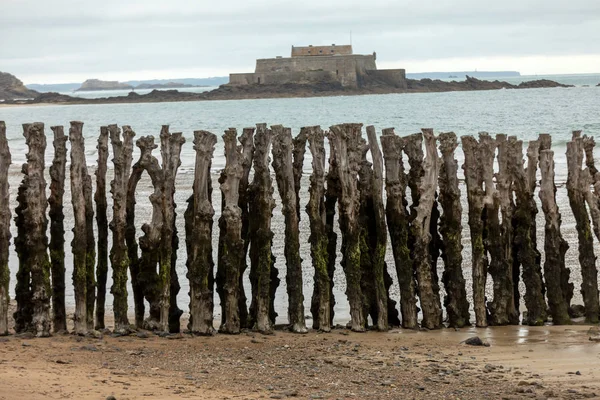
[291,44,353,57]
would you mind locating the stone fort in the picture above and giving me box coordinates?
[229,44,407,89]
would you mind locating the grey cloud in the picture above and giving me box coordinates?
[2,0,599,81]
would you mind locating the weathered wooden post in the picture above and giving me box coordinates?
[381,128,418,329]
[324,132,340,325]
[406,129,443,329]
[238,128,255,329]
[461,135,487,327]
[272,125,307,333]
[538,137,572,325]
[328,123,366,331]
[438,132,470,328]
[305,126,331,331]
[24,123,52,336]
[484,134,518,325]
[159,126,185,332]
[14,158,32,333]
[109,124,135,333]
[248,124,278,333]
[293,130,308,219]
[0,122,11,335]
[567,132,600,323]
[48,126,67,333]
[95,127,109,329]
[216,128,245,333]
[83,145,96,331]
[185,130,217,335]
[69,121,94,334]
[365,125,394,330]
[509,137,547,325]
[582,135,600,243]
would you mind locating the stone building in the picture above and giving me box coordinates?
[228,44,407,89]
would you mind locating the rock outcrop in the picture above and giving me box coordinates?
[0,72,38,100]
[76,79,133,91]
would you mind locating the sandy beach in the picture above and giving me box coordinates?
[1,319,599,400]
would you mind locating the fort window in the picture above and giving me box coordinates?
[336,69,339,76]
[257,77,261,84]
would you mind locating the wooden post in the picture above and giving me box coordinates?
[509,137,547,325]
[567,132,600,323]
[271,125,307,333]
[0,121,11,335]
[69,121,90,335]
[216,128,245,333]
[328,123,366,332]
[538,139,572,324]
[159,126,185,332]
[24,123,52,336]
[292,129,308,220]
[248,124,278,333]
[109,124,135,333]
[83,146,96,332]
[14,154,32,333]
[381,128,418,329]
[406,129,443,329]
[438,132,470,328]
[49,126,67,333]
[484,134,518,325]
[365,125,394,330]
[306,126,331,331]
[323,132,340,326]
[238,128,255,329]
[185,130,217,335]
[95,127,109,329]
[461,135,488,327]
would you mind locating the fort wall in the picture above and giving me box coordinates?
[291,44,353,57]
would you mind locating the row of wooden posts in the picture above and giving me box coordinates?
[0,121,598,338]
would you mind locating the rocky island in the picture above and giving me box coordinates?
[0,72,39,100]
[76,79,133,91]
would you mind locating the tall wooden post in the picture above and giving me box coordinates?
[272,125,307,333]
[328,123,366,331]
[109,124,135,333]
[567,132,600,323]
[95,127,109,329]
[438,132,470,328]
[0,122,11,335]
[185,130,217,335]
[216,128,245,334]
[381,128,418,329]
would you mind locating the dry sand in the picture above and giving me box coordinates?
[1,320,599,400]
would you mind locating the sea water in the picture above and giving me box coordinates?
[1,80,600,325]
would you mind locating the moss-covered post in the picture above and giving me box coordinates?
[185,130,217,335]
[538,141,572,325]
[238,128,255,329]
[271,125,307,333]
[438,132,470,328]
[484,134,518,325]
[305,126,331,331]
[70,121,90,335]
[406,129,443,329]
[509,137,547,325]
[461,135,488,327]
[95,127,109,329]
[49,126,67,333]
[23,123,52,337]
[14,150,32,333]
[567,132,599,323]
[159,126,185,332]
[366,126,395,330]
[248,124,278,333]
[0,122,11,335]
[216,128,245,334]
[323,133,340,325]
[328,123,366,331]
[109,124,135,333]
[381,128,418,329]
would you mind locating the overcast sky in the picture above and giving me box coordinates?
[2,0,600,83]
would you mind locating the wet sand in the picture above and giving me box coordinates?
[1,322,599,400]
